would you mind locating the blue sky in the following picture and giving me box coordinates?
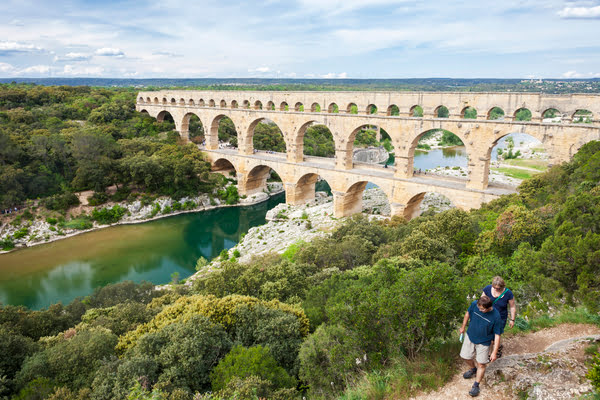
[1,0,600,79]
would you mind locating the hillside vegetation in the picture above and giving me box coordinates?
[0,85,600,399]
[0,84,227,211]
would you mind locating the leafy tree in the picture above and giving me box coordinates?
[353,129,378,147]
[298,324,365,397]
[127,315,232,394]
[303,125,334,157]
[16,328,118,391]
[515,108,532,121]
[253,123,285,152]
[210,345,295,392]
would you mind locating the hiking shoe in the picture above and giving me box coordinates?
[469,385,480,397]
[463,368,477,379]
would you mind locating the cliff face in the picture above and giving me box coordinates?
[353,146,389,164]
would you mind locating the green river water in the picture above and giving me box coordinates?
[0,193,285,309]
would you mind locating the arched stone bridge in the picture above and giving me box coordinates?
[136,90,600,218]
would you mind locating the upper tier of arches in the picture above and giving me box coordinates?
[138,91,600,124]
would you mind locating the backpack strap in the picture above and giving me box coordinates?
[493,288,509,304]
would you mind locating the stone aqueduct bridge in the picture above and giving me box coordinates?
[136,91,600,218]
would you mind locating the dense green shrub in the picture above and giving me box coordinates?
[210,345,295,392]
[0,238,15,250]
[298,324,363,397]
[215,375,298,400]
[63,218,93,230]
[91,205,127,225]
[87,192,109,206]
[12,226,29,239]
[117,294,309,353]
[79,302,155,336]
[230,304,305,374]
[128,315,232,394]
[193,256,320,304]
[16,328,118,390]
[42,193,80,211]
[587,352,600,393]
[217,185,239,205]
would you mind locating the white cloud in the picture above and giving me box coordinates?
[321,72,348,78]
[20,65,50,75]
[0,41,43,53]
[558,6,600,18]
[53,52,91,62]
[249,66,271,73]
[0,62,15,73]
[95,47,125,57]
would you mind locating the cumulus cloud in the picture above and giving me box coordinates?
[249,66,271,73]
[95,48,125,57]
[0,41,43,55]
[0,62,15,73]
[53,52,91,62]
[20,65,51,75]
[558,6,600,18]
[321,72,348,78]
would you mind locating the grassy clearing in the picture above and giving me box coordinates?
[502,159,549,171]
[338,341,461,400]
[492,167,539,180]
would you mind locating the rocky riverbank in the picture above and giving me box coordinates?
[189,187,453,282]
[427,166,523,186]
[0,183,284,254]
[353,146,390,163]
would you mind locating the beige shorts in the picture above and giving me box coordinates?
[460,333,490,365]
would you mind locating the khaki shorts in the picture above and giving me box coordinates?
[460,333,490,365]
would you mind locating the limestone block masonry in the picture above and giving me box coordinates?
[136,90,600,219]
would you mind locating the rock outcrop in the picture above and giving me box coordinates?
[353,146,390,164]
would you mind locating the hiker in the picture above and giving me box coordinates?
[482,276,516,357]
[459,295,503,397]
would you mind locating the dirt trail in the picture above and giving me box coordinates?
[410,324,600,400]
[497,163,543,173]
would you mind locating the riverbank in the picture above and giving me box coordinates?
[0,183,285,255]
[188,187,453,283]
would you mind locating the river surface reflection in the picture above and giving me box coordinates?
[0,194,285,309]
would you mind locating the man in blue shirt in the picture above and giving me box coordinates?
[459,295,503,397]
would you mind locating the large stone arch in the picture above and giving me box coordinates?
[156,110,175,123]
[207,113,236,151]
[338,121,396,170]
[239,164,284,196]
[480,128,550,185]
[333,179,393,217]
[401,190,457,220]
[181,112,205,143]
[287,172,320,205]
[244,117,288,156]
[401,126,470,179]
[211,158,237,177]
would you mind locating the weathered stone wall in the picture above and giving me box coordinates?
[137,90,600,122]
